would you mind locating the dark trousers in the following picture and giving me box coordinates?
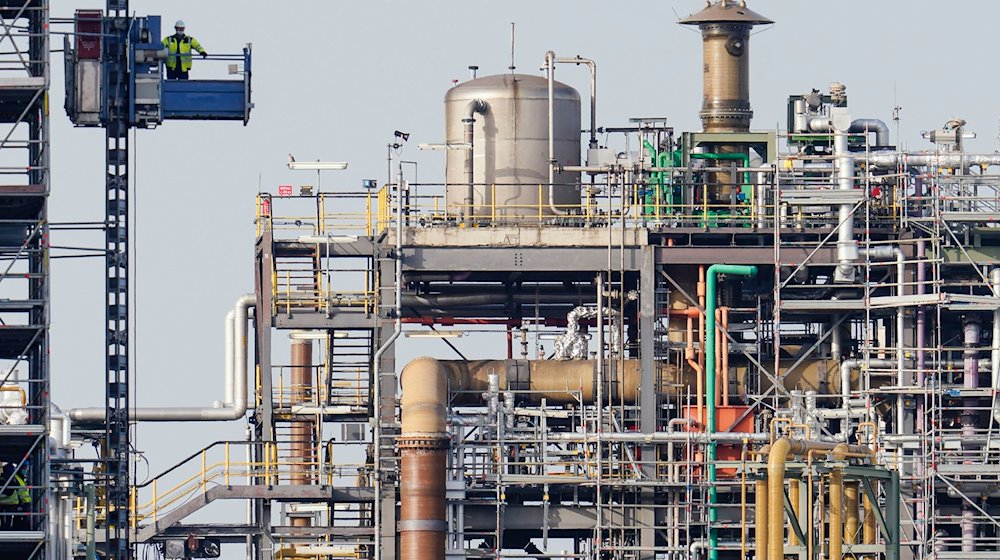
[166,65,189,80]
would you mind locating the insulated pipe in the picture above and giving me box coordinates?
[962,318,980,446]
[69,294,254,422]
[721,307,730,406]
[462,99,488,223]
[865,152,1000,169]
[705,264,757,556]
[834,128,857,282]
[991,269,1000,427]
[849,119,890,148]
[683,309,705,422]
[399,357,449,560]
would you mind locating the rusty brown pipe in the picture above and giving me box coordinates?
[290,339,315,527]
[400,357,449,560]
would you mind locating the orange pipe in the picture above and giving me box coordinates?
[687,314,704,423]
[721,307,730,406]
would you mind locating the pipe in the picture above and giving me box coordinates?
[840,358,894,434]
[705,264,757,556]
[554,55,596,149]
[834,127,857,282]
[544,50,567,216]
[686,312,705,423]
[462,99,488,223]
[963,318,980,449]
[849,118,890,148]
[85,484,96,560]
[755,478,768,560]
[865,152,1000,169]
[721,307,730,406]
[372,164,404,560]
[829,443,849,560]
[846,482,860,548]
[399,357,449,560]
[766,439,869,560]
[69,294,254,421]
[787,479,799,547]
[961,508,975,552]
[992,269,1000,427]
[289,338,315,512]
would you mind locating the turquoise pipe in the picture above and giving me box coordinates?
[705,264,757,560]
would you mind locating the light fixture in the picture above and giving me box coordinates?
[288,330,349,340]
[287,161,348,171]
[297,235,359,244]
[418,142,472,151]
[394,130,410,142]
[404,331,465,339]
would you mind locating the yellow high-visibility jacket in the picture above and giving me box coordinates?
[162,34,206,72]
[0,474,29,505]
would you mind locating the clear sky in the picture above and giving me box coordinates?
[49,0,1000,552]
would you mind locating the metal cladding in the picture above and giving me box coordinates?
[444,74,581,219]
[680,0,772,133]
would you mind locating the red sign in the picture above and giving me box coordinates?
[277,185,293,196]
[75,10,102,60]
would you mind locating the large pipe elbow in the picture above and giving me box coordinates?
[766,437,792,560]
[399,357,450,560]
[400,356,449,437]
[850,118,890,148]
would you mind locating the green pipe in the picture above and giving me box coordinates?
[705,263,757,560]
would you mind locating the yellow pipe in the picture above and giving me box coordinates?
[755,478,768,560]
[830,443,850,560]
[766,438,869,560]
[846,482,860,555]
[788,480,800,547]
[863,491,876,560]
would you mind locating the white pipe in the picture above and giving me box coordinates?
[849,118,890,148]
[865,152,1000,169]
[544,50,568,216]
[840,358,895,437]
[68,294,254,422]
[992,268,1000,427]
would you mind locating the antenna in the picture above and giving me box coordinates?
[509,22,516,73]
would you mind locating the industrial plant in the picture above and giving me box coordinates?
[0,0,998,559]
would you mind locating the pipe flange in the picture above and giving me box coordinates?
[398,435,449,450]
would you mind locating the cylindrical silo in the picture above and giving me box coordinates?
[444,74,581,221]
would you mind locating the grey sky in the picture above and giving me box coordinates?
[48,0,1000,550]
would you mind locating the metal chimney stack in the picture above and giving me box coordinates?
[680,0,772,134]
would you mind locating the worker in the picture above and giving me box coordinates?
[0,462,29,530]
[162,20,207,80]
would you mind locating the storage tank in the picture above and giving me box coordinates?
[444,74,581,221]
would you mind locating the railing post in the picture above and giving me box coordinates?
[225,443,231,486]
[491,184,496,224]
[152,479,157,524]
[538,184,543,223]
[201,450,207,494]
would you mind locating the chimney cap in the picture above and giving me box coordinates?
[678,0,773,26]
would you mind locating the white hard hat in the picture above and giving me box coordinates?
[174,20,185,28]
